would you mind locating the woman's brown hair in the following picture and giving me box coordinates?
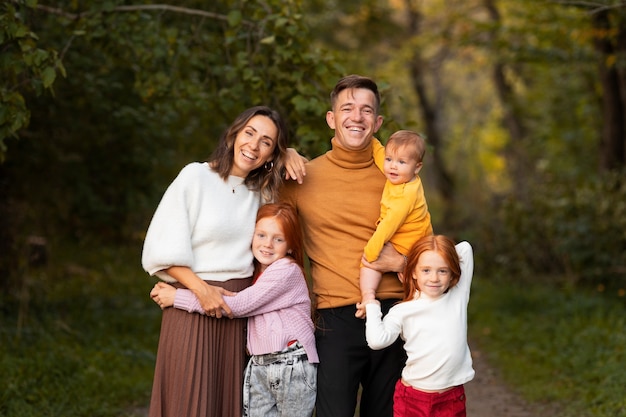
[208,106,289,203]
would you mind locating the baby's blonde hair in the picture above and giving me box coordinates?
[386,130,426,162]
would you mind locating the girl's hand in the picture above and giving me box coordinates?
[150,282,177,309]
[284,148,308,184]
[355,299,381,319]
[355,302,367,319]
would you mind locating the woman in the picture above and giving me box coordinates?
[142,106,296,417]
[151,203,319,417]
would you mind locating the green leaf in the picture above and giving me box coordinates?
[41,67,57,88]
[260,36,275,45]
[227,10,242,27]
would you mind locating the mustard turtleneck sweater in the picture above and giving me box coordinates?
[280,138,404,309]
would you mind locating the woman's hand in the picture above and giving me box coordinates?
[192,282,234,318]
[284,148,308,184]
[164,266,234,318]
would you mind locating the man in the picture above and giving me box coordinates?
[281,75,407,417]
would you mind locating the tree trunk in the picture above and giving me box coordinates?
[0,165,15,288]
[484,0,530,199]
[592,9,626,171]
[403,0,455,229]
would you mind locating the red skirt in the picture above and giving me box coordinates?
[149,278,252,417]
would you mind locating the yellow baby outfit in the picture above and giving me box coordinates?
[363,139,433,262]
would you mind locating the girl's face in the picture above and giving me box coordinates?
[252,216,290,272]
[230,115,278,177]
[412,250,452,300]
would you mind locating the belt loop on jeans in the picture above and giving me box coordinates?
[252,342,307,365]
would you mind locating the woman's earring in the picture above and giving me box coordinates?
[264,161,274,172]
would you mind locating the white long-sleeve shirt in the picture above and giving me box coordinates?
[142,162,260,282]
[365,241,475,391]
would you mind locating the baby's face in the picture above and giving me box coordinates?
[383,146,422,185]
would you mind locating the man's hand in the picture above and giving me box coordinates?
[361,242,405,273]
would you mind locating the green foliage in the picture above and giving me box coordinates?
[479,171,626,289]
[0,243,160,417]
[469,278,626,417]
[0,0,343,251]
[0,0,66,160]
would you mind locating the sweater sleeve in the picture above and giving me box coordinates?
[363,187,415,261]
[170,260,307,317]
[455,241,474,298]
[225,259,306,317]
[365,302,403,350]
[173,288,205,314]
[372,138,386,172]
[141,164,198,277]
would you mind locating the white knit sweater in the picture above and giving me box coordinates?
[142,162,260,282]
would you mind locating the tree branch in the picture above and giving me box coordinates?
[36,4,254,26]
[549,0,626,15]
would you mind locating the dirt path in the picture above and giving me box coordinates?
[465,342,550,417]
[130,342,552,417]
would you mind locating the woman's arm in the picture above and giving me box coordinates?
[165,266,234,318]
[152,261,304,319]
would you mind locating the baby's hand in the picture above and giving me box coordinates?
[355,296,379,319]
[150,282,177,310]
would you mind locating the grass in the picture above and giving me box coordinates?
[468,277,626,417]
[2,243,625,416]
[0,242,160,417]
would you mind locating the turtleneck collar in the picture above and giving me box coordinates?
[326,137,375,169]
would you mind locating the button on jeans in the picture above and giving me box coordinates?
[242,343,317,417]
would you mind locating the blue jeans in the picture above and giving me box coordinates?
[242,343,317,417]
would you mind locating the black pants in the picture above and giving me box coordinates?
[314,300,406,417]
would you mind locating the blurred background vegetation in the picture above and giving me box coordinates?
[1,0,625,416]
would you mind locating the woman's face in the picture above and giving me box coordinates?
[230,115,278,177]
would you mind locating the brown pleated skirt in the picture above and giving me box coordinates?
[149,278,252,417]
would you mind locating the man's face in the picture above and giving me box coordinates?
[326,88,383,151]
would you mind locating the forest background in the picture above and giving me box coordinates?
[1,1,625,416]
